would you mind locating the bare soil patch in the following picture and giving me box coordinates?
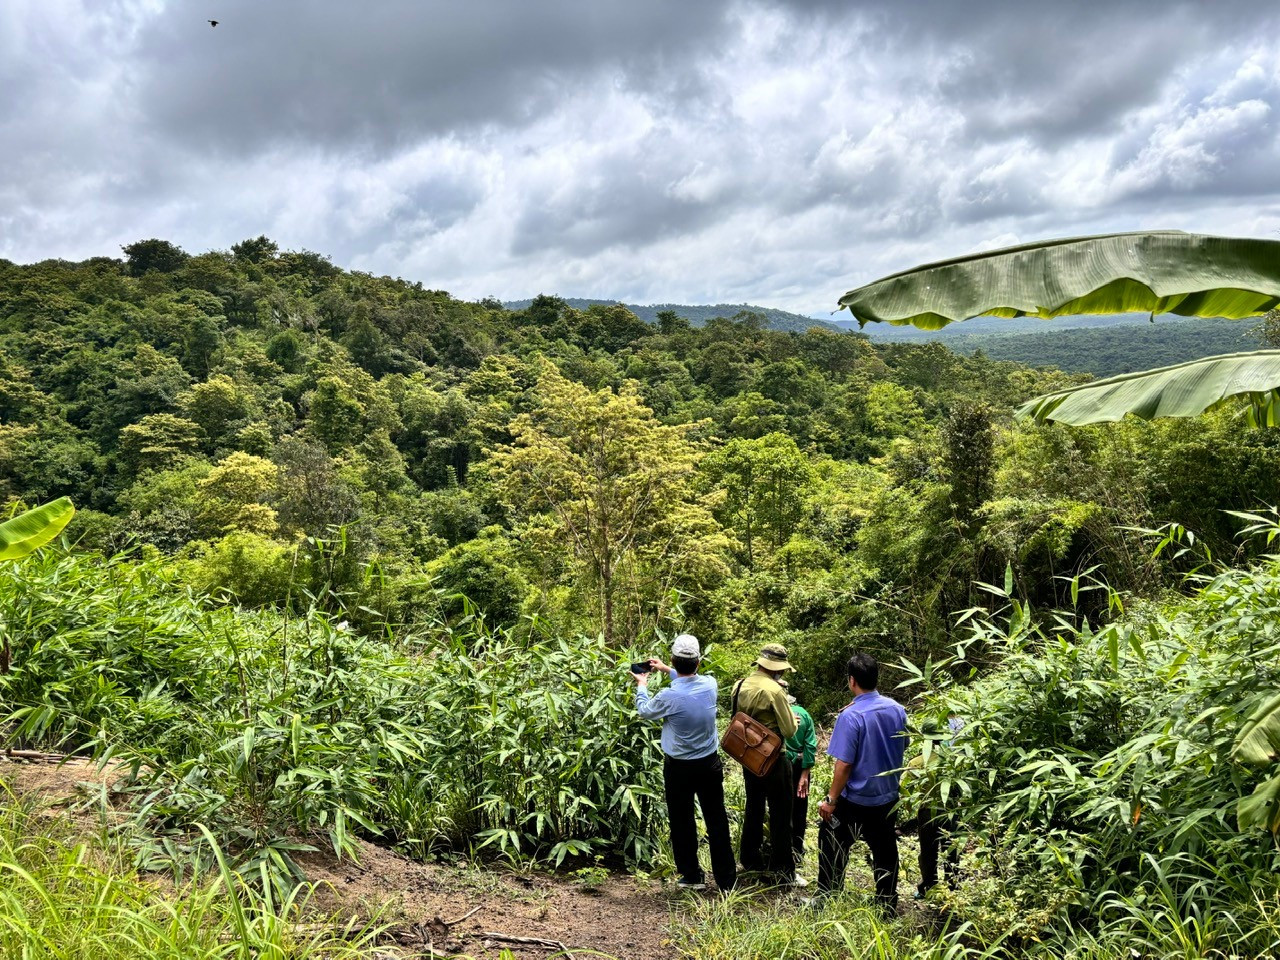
[298,840,680,959]
[1,754,119,799]
[1,755,680,959]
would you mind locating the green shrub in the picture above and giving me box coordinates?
[0,792,387,959]
[0,549,663,892]
[910,552,1280,952]
[177,530,297,606]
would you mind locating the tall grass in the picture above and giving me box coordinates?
[672,890,992,960]
[0,549,664,890]
[906,548,1280,955]
[0,790,387,959]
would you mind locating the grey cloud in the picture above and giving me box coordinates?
[6,0,1280,316]
[132,1,735,156]
[510,163,727,258]
[779,0,1280,144]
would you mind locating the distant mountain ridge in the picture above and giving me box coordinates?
[834,312,1170,339]
[504,297,840,333]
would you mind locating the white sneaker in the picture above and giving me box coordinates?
[788,876,809,888]
[677,881,707,891]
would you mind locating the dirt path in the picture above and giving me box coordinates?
[297,839,678,958]
[1,757,681,959]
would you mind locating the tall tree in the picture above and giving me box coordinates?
[703,432,813,567]
[488,363,723,645]
[122,239,189,276]
[942,402,995,533]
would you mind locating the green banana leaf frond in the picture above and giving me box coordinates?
[839,232,1280,330]
[1236,693,1280,835]
[0,497,75,561]
[1235,692,1280,766]
[1238,773,1280,834]
[1014,351,1280,426]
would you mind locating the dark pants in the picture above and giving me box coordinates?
[817,796,899,911]
[740,753,795,879]
[918,805,958,890]
[663,752,736,891]
[790,763,810,863]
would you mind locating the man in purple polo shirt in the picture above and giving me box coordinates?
[815,651,908,913]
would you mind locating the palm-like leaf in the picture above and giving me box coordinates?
[1234,692,1280,765]
[0,497,75,561]
[1014,351,1280,425]
[1238,773,1280,834]
[838,231,1280,330]
[1235,693,1280,835]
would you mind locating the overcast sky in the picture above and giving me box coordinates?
[3,0,1280,315]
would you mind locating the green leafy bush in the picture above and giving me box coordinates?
[0,549,663,892]
[910,550,1280,953]
[0,792,388,959]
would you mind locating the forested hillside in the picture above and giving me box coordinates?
[853,314,1255,377]
[5,238,1280,710]
[936,318,1250,376]
[504,297,835,333]
[5,238,1280,957]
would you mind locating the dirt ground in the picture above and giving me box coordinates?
[0,756,683,960]
[295,839,680,959]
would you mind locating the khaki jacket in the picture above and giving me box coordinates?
[733,670,798,739]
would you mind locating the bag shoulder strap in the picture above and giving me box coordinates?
[732,678,744,716]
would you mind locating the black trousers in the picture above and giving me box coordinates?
[918,804,958,889]
[740,753,795,879]
[790,763,810,863]
[663,752,736,891]
[817,796,899,910]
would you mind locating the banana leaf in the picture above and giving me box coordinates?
[1234,691,1280,765]
[1015,351,1280,425]
[0,497,75,561]
[1238,773,1280,834]
[838,231,1280,330]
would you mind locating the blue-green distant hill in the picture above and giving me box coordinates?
[504,297,839,333]
[834,313,1258,378]
[504,300,1257,377]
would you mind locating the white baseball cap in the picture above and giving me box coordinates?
[672,634,701,658]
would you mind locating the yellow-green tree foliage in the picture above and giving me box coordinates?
[197,452,280,535]
[488,363,732,645]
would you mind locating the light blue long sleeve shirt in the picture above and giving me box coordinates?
[635,670,720,760]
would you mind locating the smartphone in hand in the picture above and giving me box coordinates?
[629,661,653,674]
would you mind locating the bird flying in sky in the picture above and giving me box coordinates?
[208,19,218,27]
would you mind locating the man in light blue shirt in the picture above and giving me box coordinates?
[634,634,735,892]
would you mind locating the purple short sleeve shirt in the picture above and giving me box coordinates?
[826,691,909,806]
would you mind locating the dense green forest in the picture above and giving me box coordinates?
[858,316,1254,377]
[5,238,1279,702]
[4,238,1280,958]
[902,319,1249,377]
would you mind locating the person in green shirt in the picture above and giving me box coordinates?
[779,680,817,867]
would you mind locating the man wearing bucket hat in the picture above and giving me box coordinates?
[634,633,736,892]
[732,643,801,884]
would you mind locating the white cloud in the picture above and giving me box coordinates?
[3,0,1280,315]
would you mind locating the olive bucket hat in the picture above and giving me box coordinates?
[756,642,793,673]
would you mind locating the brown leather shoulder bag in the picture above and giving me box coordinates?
[720,680,783,777]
